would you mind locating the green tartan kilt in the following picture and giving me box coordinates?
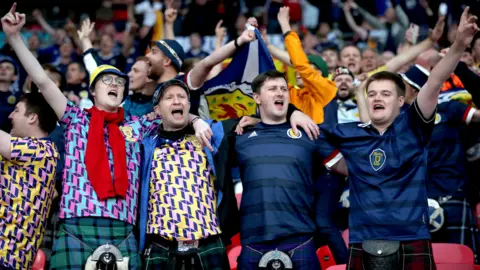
[50,217,141,270]
[143,235,229,270]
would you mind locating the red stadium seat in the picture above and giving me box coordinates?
[32,249,46,270]
[436,264,475,270]
[317,245,336,269]
[432,243,474,264]
[342,229,349,247]
[228,245,242,270]
[327,264,347,270]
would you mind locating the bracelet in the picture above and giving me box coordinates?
[234,38,240,49]
[191,116,200,125]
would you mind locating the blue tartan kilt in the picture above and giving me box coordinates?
[430,198,480,263]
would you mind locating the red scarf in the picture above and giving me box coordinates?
[85,106,128,200]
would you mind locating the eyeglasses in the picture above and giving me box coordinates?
[101,75,126,86]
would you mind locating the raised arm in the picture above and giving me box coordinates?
[385,16,445,72]
[163,7,177,40]
[188,28,255,89]
[207,20,228,80]
[2,3,66,119]
[31,9,56,37]
[417,7,479,119]
[343,3,369,41]
[77,19,98,74]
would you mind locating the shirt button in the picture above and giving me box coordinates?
[377,250,382,255]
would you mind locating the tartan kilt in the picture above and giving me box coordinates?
[143,235,229,270]
[50,217,141,270]
[348,240,436,270]
[431,198,480,263]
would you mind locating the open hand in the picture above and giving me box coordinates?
[77,18,95,40]
[235,116,260,135]
[290,111,319,140]
[193,118,213,151]
[1,3,26,37]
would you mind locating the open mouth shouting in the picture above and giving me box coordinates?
[171,108,184,119]
[107,89,118,99]
[373,104,385,111]
[274,99,285,110]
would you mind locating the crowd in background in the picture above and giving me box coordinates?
[1,0,480,269]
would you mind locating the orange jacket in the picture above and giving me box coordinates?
[284,32,337,124]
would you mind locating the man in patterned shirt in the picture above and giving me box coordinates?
[0,92,59,269]
[2,5,208,270]
[3,5,214,269]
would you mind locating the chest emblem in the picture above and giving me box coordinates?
[120,126,135,142]
[7,95,16,105]
[287,128,302,139]
[434,113,442,125]
[370,148,386,171]
[185,135,202,149]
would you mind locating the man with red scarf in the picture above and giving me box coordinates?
[2,3,212,270]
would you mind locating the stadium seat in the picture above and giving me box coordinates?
[432,243,474,264]
[32,249,46,270]
[436,264,475,270]
[317,245,336,269]
[228,245,242,270]
[327,264,346,270]
[342,229,349,247]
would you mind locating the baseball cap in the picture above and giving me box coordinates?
[399,64,430,91]
[153,79,190,105]
[152,39,186,72]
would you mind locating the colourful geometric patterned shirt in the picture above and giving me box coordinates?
[59,102,158,224]
[147,135,221,240]
[0,137,58,270]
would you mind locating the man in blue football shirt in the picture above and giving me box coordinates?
[317,7,479,269]
[234,70,347,269]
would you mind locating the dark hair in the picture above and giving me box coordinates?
[67,61,87,74]
[19,92,58,134]
[251,70,286,94]
[365,71,406,97]
[181,58,201,73]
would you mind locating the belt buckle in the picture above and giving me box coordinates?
[177,240,199,252]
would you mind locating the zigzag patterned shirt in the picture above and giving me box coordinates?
[148,135,221,240]
[0,137,58,270]
[59,102,158,224]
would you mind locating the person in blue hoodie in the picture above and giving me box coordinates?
[139,78,315,269]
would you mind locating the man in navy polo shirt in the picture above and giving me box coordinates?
[235,70,346,269]
[317,8,478,269]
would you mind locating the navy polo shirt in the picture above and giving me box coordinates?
[318,100,435,243]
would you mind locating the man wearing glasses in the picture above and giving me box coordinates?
[1,4,213,269]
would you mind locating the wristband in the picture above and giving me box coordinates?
[234,38,241,49]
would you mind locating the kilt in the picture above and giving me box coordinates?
[348,240,436,270]
[40,212,60,269]
[50,217,141,270]
[237,236,320,270]
[143,234,229,270]
[431,197,480,263]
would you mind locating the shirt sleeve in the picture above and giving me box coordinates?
[405,99,436,145]
[443,100,476,125]
[10,137,58,166]
[285,32,337,124]
[315,124,343,170]
[59,101,82,127]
